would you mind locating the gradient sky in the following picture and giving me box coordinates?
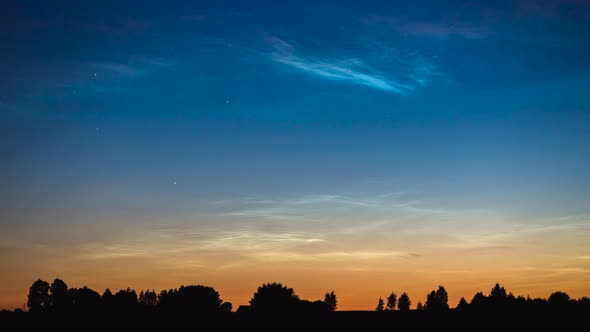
[2,0,590,310]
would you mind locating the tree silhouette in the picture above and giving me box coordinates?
[250,282,300,312]
[386,292,397,310]
[324,291,337,311]
[113,288,139,310]
[154,286,223,312]
[548,291,571,310]
[139,289,157,306]
[577,296,590,310]
[489,283,508,308]
[416,301,424,311]
[469,291,486,310]
[27,279,50,313]
[376,297,385,311]
[156,289,169,308]
[398,292,411,311]
[220,301,233,312]
[70,286,101,311]
[17,278,590,320]
[101,289,114,310]
[171,285,223,312]
[49,278,71,311]
[425,286,449,312]
[456,297,468,311]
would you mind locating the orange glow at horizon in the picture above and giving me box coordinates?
[2,218,589,311]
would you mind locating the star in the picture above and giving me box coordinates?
[226,100,230,104]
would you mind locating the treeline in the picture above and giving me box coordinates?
[16,278,590,314]
[374,284,590,312]
[23,280,336,313]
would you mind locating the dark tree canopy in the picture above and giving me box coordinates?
[376,297,385,311]
[548,291,571,308]
[101,289,114,309]
[70,287,101,311]
[470,291,486,307]
[27,279,50,313]
[456,297,469,310]
[398,292,411,311]
[165,285,223,312]
[154,286,225,312]
[324,291,337,311]
[49,279,71,311]
[425,286,449,312]
[488,283,508,307]
[139,290,157,307]
[113,288,139,310]
[386,292,397,310]
[490,283,507,299]
[249,283,300,311]
[21,279,590,316]
[220,301,233,312]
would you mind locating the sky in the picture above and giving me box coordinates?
[1,0,590,310]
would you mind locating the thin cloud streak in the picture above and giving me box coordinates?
[362,16,487,39]
[218,192,496,225]
[264,36,426,94]
[77,228,326,261]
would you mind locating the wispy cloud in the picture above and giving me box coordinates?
[218,192,492,225]
[262,36,433,95]
[396,22,485,39]
[88,61,140,77]
[444,217,590,250]
[43,57,178,96]
[75,16,151,36]
[251,250,412,263]
[362,16,487,39]
[77,228,326,262]
[217,209,316,221]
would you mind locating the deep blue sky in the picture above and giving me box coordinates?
[1,0,590,309]
[3,0,590,218]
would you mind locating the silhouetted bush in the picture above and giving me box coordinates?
[27,279,50,313]
[386,292,397,310]
[416,301,424,311]
[398,292,411,311]
[70,286,101,311]
[113,288,139,311]
[425,286,449,312]
[220,301,233,312]
[139,289,157,307]
[159,285,223,312]
[324,291,337,311]
[548,291,571,310]
[101,289,114,310]
[376,297,384,311]
[49,279,71,312]
[456,297,468,311]
[250,282,300,312]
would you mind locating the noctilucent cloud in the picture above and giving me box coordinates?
[1,0,590,310]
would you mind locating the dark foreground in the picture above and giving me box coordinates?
[1,310,587,332]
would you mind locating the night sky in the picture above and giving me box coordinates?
[2,0,590,310]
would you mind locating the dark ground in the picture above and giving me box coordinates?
[1,310,587,332]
